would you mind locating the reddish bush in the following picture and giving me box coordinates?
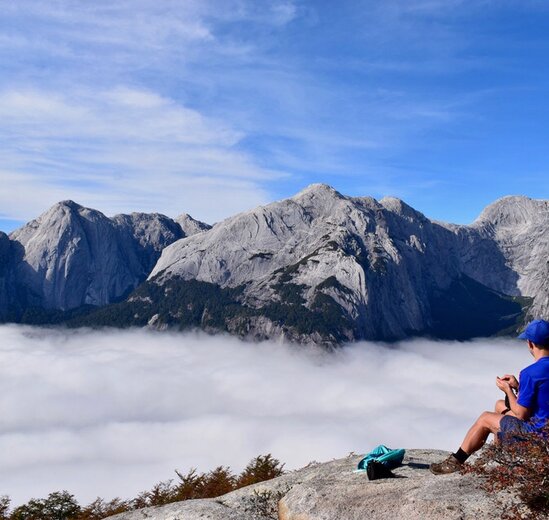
[237,454,285,488]
[77,498,130,520]
[467,423,549,520]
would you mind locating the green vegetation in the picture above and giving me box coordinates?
[66,277,249,330]
[61,272,354,344]
[2,265,530,344]
[264,266,353,342]
[17,305,97,326]
[0,454,284,520]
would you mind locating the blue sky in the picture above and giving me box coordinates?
[0,0,548,231]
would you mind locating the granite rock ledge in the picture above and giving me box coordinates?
[109,449,515,520]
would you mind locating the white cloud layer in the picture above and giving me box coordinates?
[0,325,530,507]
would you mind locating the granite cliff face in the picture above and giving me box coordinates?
[4,201,209,315]
[112,212,185,278]
[466,196,549,319]
[132,184,544,343]
[108,450,516,520]
[148,185,463,341]
[1,186,546,343]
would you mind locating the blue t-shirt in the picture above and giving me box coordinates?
[517,356,549,429]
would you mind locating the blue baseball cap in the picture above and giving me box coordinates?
[518,319,549,346]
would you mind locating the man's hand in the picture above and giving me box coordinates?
[500,374,519,390]
[496,377,514,394]
[497,376,531,421]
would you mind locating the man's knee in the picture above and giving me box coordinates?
[495,399,507,413]
[478,411,491,424]
[476,411,502,432]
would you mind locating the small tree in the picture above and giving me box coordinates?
[77,497,130,520]
[173,468,207,501]
[236,454,285,488]
[131,480,177,509]
[11,491,80,520]
[3,453,286,519]
[0,496,10,520]
[200,466,237,498]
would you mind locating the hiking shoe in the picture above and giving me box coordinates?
[429,455,462,475]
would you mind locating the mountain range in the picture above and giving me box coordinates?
[1,184,547,345]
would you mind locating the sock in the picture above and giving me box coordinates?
[452,448,469,464]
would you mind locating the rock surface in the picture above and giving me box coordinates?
[175,213,212,236]
[109,450,515,520]
[468,196,549,320]
[112,212,185,277]
[142,184,546,343]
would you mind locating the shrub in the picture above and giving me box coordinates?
[75,498,129,520]
[133,480,176,509]
[199,466,237,498]
[0,497,10,520]
[236,454,285,488]
[467,423,549,520]
[1,454,284,519]
[10,491,80,520]
[172,468,207,501]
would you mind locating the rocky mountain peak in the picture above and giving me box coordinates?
[47,199,102,223]
[379,196,428,222]
[10,200,109,245]
[474,195,547,228]
[1,190,547,342]
[144,186,548,344]
[3,201,201,313]
[55,199,82,210]
[463,195,549,320]
[149,183,364,289]
[113,212,182,242]
[291,183,344,204]
[175,213,212,236]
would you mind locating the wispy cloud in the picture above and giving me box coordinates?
[0,325,529,507]
[0,1,298,223]
[0,86,285,222]
[0,0,547,227]
[0,0,297,67]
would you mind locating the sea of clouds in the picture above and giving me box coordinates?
[0,325,531,506]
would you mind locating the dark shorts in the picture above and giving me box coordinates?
[497,415,539,444]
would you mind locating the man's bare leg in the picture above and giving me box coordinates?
[431,411,503,474]
[460,411,503,454]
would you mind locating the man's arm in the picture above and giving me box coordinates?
[496,377,531,420]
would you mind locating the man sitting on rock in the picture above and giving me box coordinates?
[430,319,549,475]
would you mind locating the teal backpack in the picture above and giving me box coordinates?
[356,445,405,480]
